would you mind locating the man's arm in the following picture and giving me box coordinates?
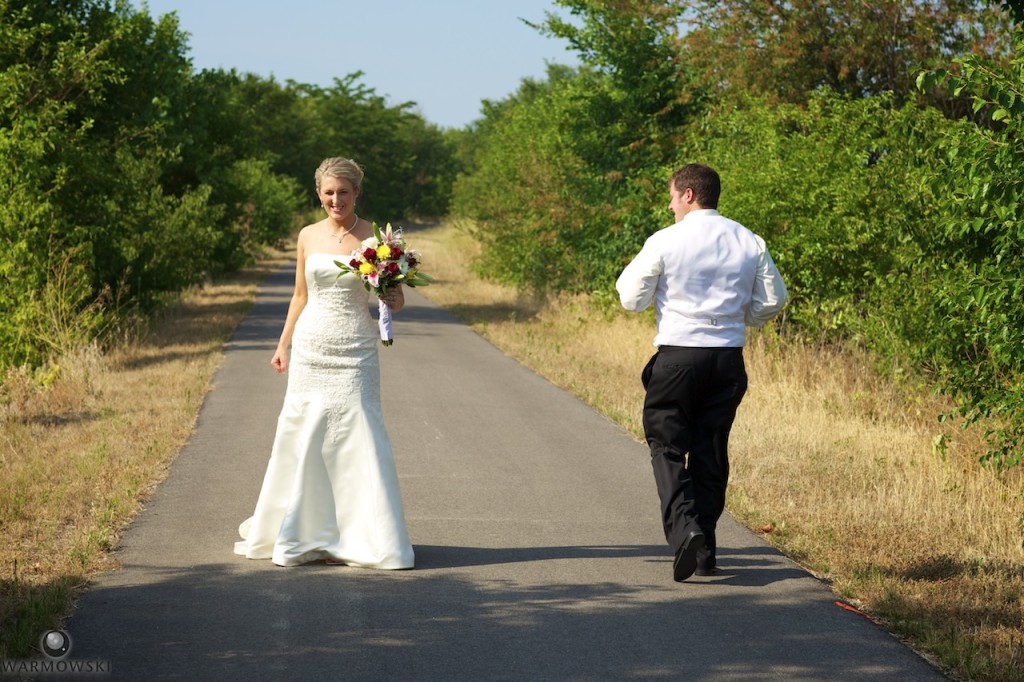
[745,247,788,326]
[616,238,662,312]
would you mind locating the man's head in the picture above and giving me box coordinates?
[669,164,721,222]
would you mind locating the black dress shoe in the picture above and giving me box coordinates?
[695,546,716,576]
[673,530,705,582]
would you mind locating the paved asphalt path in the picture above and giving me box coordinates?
[67,263,947,681]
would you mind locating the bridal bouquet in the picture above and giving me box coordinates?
[336,222,433,346]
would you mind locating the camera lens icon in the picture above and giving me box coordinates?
[41,630,71,659]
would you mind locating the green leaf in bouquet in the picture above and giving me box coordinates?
[406,272,435,287]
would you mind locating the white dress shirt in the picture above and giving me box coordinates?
[616,209,788,348]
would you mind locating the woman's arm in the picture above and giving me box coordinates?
[271,230,311,373]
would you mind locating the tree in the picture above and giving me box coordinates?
[684,0,1013,107]
[533,0,702,172]
[452,1,707,294]
[1,0,460,368]
[0,0,217,362]
[915,23,1024,468]
[996,0,1024,23]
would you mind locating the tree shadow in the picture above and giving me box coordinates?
[410,544,810,589]
[12,411,100,427]
[440,302,540,326]
[384,304,463,327]
[412,544,665,569]
[878,553,1024,633]
[64,557,943,681]
[0,572,85,660]
[698,545,815,587]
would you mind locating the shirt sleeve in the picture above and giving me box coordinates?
[745,247,788,326]
[616,238,662,312]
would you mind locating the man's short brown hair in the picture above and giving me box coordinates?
[670,164,721,209]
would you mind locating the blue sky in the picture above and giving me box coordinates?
[131,0,581,129]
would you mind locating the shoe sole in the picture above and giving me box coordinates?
[673,533,706,582]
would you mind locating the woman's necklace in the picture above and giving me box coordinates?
[328,214,359,243]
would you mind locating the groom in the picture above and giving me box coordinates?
[616,164,788,581]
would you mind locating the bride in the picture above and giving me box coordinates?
[234,157,415,569]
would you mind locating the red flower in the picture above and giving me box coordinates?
[363,247,378,262]
[349,258,360,268]
[386,262,400,275]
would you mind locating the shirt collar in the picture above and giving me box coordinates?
[681,208,720,223]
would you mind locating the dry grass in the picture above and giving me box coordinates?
[730,340,1024,679]
[0,246,292,659]
[414,220,1024,682]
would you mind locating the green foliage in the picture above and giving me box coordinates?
[679,92,946,341]
[1,0,136,365]
[210,158,302,271]
[454,0,1023,468]
[670,74,1024,468]
[684,0,1013,109]
[453,68,601,291]
[283,73,460,222]
[533,0,701,171]
[1,0,460,368]
[453,0,702,293]
[176,70,459,223]
[914,27,1024,468]
[996,0,1024,23]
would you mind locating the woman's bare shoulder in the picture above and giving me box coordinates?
[298,220,325,237]
[296,220,327,247]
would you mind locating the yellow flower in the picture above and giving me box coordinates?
[359,262,377,275]
[376,244,392,259]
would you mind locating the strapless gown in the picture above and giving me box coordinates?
[234,253,414,568]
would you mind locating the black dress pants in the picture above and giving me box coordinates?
[641,346,748,554]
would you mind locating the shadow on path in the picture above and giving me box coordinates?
[71,556,917,681]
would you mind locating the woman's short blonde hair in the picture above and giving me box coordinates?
[314,157,364,191]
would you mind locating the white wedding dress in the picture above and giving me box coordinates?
[234,253,414,569]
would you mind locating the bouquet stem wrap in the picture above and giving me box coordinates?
[378,298,393,346]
